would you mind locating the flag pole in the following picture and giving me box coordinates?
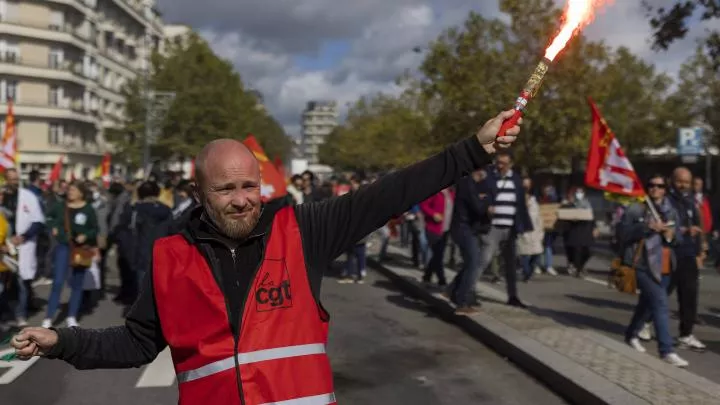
[643,197,661,222]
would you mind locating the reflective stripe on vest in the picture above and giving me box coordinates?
[260,392,336,405]
[176,343,326,383]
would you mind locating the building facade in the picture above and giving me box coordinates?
[0,0,163,179]
[301,100,337,164]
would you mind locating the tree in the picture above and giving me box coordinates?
[319,91,435,170]
[643,0,720,68]
[672,47,720,141]
[417,0,678,169]
[108,32,291,169]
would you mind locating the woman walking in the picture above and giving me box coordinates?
[621,175,688,367]
[43,181,98,328]
[517,177,545,282]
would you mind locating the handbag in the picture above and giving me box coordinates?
[609,240,644,294]
[64,207,94,268]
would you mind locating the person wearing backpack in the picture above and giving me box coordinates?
[120,181,172,302]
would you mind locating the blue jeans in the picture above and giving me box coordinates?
[410,222,429,267]
[542,232,557,270]
[625,270,673,356]
[15,276,31,319]
[46,243,87,320]
[423,231,448,285]
[449,227,480,306]
[344,244,367,279]
[520,254,541,279]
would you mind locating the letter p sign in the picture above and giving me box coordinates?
[678,127,703,156]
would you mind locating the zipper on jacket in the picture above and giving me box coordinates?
[202,245,246,405]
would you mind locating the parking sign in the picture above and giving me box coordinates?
[677,127,704,155]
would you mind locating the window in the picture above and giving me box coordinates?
[83,55,91,77]
[0,40,19,63]
[49,47,63,69]
[49,10,64,31]
[49,123,64,145]
[49,85,63,106]
[0,79,18,102]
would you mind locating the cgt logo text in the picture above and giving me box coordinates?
[255,268,293,312]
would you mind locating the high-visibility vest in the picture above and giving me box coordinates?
[153,206,336,405]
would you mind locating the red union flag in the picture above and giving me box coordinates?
[243,134,288,202]
[584,98,645,198]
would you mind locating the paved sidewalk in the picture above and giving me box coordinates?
[371,245,720,405]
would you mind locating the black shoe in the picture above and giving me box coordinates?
[507,297,528,309]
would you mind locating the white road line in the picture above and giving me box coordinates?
[0,347,40,384]
[136,347,176,388]
[582,276,609,287]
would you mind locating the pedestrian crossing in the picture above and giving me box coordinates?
[0,346,40,384]
[136,347,176,387]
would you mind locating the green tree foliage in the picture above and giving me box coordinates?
[643,0,720,68]
[108,32,291,168]
[672,48,720,142]
[324,0,679,170]
[318,91,435,170]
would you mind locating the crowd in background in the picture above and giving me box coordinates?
[0,169,197,331]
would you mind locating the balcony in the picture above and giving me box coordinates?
[110,0,163,33]
[0,55,92,86]
[46,0,94,16]
[1,100,96,124]
[0,18,87,49]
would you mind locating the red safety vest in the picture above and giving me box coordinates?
[153,206,336,405]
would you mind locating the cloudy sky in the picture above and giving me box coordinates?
[156,0,717,136]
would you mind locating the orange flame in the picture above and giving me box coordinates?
[544,0,607,61]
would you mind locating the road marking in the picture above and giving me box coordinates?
[582,276,609,287]
[136,347,176,388]
[0,347,40,384]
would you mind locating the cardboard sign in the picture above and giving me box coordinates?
[539,203,560,230]
[557,208,594,221]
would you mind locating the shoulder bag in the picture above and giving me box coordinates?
[64,206,94,268]
[608,240,643,294]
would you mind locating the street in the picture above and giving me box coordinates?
[0,259,566,405]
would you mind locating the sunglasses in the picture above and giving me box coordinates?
[648,183,666,189]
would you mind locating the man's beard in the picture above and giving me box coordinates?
[206,203,261,239]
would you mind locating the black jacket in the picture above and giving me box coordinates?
[668,188,701,258]
[46,136,492,369]
[476,168,533,234]
[450,176,490,234]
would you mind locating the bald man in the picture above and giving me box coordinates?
[667,166,706,352]
[11,110,521,405]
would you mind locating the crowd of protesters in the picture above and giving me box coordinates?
[0,169,196,331]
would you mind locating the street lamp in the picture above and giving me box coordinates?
[142,31,175,175]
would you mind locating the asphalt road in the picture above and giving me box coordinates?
[0,261,566,405]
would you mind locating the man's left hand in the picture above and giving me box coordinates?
[476,110,522,154]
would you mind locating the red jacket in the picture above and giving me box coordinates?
[696,194,713,234]
[153,207,336,405]
[420,189,455,236]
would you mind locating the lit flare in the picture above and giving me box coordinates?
[496,0,609,137]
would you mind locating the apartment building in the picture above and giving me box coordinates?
[0,0,164,179]
[301,100,338,164]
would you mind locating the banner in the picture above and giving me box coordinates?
[584,97,645,198]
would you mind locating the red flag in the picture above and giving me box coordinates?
[273,156,286,181]
[101,152,111,188]
[45,155,64,189]
[0,100,17,170]
[243,135,288,202]
[584,98,644,197]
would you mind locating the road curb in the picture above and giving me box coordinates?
[368,258,649,405]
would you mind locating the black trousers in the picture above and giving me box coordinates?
[565,246,591,271]
[668,258,699,337]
